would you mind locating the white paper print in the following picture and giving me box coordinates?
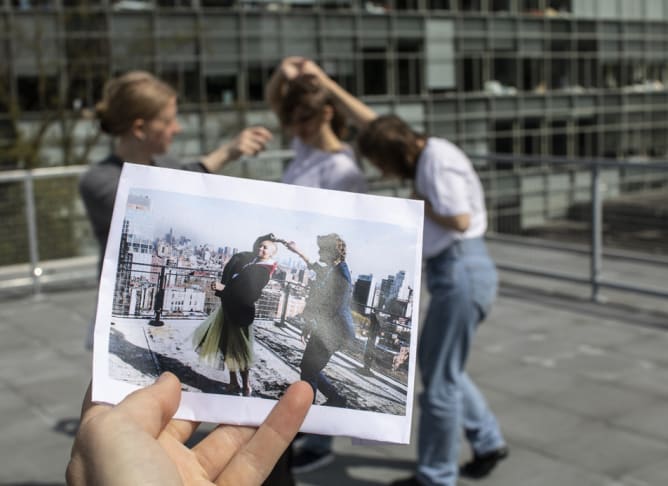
[92,163,423,444]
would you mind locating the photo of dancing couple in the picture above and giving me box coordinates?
[92,164,423,443]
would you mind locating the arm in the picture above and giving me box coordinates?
[300,59,377,129]
[199,126,273,173]
[284,241,312,267]
[424,201,471,232]
[414,155,472,233]
[66,373,313,486]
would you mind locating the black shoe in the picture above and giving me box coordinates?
[323,396,347,408]
[291,449,335,474]
[460,446,509,479]
[389,476,421,486]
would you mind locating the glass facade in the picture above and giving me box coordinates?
[2,0,668,165]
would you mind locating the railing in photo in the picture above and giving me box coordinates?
[110,258,413,385]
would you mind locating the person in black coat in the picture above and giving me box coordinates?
[194,234,278,397]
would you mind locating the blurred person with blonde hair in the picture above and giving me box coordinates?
[80,70,272,271]
[79,71,301,486]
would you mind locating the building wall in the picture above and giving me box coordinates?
[2,0,668,165]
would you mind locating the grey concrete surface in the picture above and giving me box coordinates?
[1,251,668,485]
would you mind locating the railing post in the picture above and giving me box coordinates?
[149,265,166,327]
[361,311,381,376]
[24,172,42,296]
[590,163,602,302]
[277,282,291,328]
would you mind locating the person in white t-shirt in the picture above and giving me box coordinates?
[265,57,372,473]
[356,115,508,486]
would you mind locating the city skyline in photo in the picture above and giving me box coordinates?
[126,187,420,287]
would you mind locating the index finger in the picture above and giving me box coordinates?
[215,381,313,485]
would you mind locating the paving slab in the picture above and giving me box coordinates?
[1,255,668,485]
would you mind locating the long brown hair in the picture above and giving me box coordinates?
[95,71,176,136]
[358,114,426,179]
[278,75,347,139]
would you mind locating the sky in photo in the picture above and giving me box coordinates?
[127,188,420,285]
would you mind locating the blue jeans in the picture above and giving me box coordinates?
[416,238,505,486]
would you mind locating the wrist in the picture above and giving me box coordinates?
[201,144,231,173]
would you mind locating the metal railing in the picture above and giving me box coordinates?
[472,153,668,303]
[1,151,668,305]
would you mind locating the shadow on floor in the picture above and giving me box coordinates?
[296,453,415,486]
[109,327,226,394]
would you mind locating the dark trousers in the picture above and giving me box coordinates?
[299,335,341,402]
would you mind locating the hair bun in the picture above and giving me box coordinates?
[95,100,111,134]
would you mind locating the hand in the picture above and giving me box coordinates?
[285,240,299,253]
[66,373,313,486]
[299,59,329,84]
[213,282,225,292]
[227,126,272,160]
[279,56,306,80]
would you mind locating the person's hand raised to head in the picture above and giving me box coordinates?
[284,240,299,253]
[66,372,313,486]
[279,56,307,80]
[298,59,329,83]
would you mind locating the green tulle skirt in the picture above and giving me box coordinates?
[192,306,254,372]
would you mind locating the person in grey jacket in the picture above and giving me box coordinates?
[285,233,355,408]
[80,70,272,273]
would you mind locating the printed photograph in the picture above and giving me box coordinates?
[93,164,423,443]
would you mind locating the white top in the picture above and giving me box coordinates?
[282,137,368,193]
[415,138,488,258]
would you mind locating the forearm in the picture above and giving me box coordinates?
[199,143,234,173]
[320,75,377,129]
[285,242,311,265]
[294,250,311,266]
[425,204,471,232]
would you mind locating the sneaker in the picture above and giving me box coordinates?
[459,445,509,479]
[291,449,335,474]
